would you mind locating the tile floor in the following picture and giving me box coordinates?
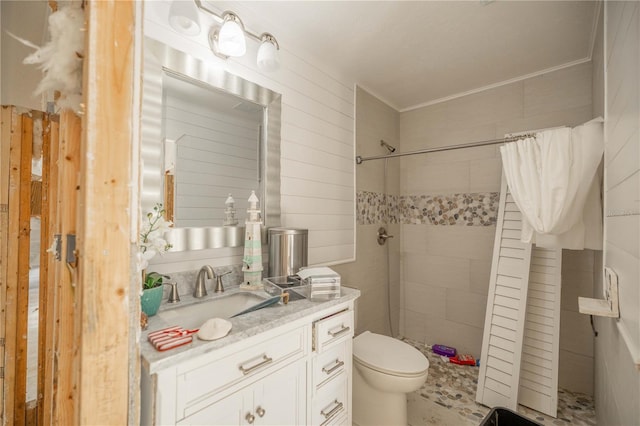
[403,338,596,426]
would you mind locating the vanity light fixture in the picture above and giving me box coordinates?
[168,0,201,36]
[213,12,246,57]
[257,33,280,72]
[170,0,281,71]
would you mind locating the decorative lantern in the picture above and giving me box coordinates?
[223,193,238,226]
[241,191,263,289]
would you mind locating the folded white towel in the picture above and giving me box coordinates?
[297,266,340,280]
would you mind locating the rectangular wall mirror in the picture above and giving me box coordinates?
[163,72,263,227]
[141,38,281,251]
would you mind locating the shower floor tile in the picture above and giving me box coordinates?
[403,338,596,426]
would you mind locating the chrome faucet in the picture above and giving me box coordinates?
[194,265,215,298]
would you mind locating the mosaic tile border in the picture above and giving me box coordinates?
[357,190,499,226]
[401,192,499,226]
[357,190,388,225]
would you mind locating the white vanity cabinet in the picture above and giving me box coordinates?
[179,360,306,425]
[141,294,358,426]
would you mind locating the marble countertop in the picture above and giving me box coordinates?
[141,285,360,374]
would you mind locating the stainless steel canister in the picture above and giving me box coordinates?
[267,228,308,277]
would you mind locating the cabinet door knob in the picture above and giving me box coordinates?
[245,412,255,424]
[256,406,266,417]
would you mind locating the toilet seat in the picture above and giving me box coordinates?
[353,331,429,377]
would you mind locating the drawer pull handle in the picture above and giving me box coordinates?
[322,359,344,375]
[320,399,344,424]
[328,325,350,338]
[246,412,255,424]
[256,406,266,417]
[239,355,273,375]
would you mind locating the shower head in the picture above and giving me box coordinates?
[380,140,396,153]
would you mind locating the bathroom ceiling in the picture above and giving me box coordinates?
[236,1,600,111]
[5,1,599,113]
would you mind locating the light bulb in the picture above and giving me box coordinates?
[257,37,279,72]
[217,14,246,57]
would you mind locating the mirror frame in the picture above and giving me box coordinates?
[141,38,281,251]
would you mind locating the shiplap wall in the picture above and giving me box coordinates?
[595,2,640,425]
[144,1,355,273]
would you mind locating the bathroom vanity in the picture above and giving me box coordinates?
[140,287,359,425]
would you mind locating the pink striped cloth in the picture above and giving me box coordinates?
[148,325,198,351]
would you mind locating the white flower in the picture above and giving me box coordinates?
[139,203,173,267]
[137,251,149,272]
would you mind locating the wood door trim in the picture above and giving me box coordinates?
[75,2,136,423]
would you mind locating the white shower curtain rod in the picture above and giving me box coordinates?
[355,133,537,164]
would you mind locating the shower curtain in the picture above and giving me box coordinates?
[500,118,604,250]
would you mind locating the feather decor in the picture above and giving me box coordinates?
[8,3,85,113]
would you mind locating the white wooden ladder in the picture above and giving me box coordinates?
[476,174,562,417]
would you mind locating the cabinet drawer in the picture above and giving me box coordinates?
[312,341,348,392]
[312,372,348,426]
[177,327,306,419]
[313,310,353,352]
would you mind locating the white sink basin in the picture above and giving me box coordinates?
[157,292,269,330]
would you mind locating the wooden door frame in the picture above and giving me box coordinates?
[2,2,138,424]
[75,1,136,424]
[1,108,56,426]
[0,106,37,426]
[0,105,21,426]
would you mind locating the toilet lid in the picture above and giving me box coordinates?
[353,331,429,376]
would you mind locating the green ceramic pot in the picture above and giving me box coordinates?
[141,285,163,317]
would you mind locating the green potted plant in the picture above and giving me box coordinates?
[141,272,166,316]
[139,204,172,317]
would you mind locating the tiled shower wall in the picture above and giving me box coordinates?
[340,60,602,396]
[398,61,599,395]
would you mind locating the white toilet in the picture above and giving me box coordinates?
[352,331,429,426]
